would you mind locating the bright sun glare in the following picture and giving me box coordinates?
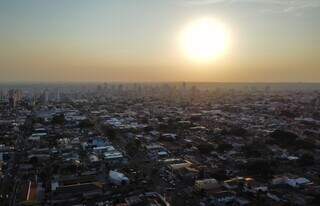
[180,18,231,63]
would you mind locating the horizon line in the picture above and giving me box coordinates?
[0,81,320,84]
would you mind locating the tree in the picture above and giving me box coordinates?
[298,153,314,166]
[311,194,320,205]
[125,139,142,157]
[29,156,39,167]
[104,127,116,140]
[51,114,65,125]
[229,126,247,136]
[78,119,93,129]
[241,144,262,158]
[270,130,298,146]
[197,143,215,155]
[217,142,233,153]
[294,139,315,150]
[245,159,275,179]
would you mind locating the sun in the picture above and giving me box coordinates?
[180,18,231,63]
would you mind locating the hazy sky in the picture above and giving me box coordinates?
[0,0,319,82]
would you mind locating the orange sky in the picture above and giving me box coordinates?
[0,0,319,82]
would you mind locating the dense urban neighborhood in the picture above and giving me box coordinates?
[1,83,320,206]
